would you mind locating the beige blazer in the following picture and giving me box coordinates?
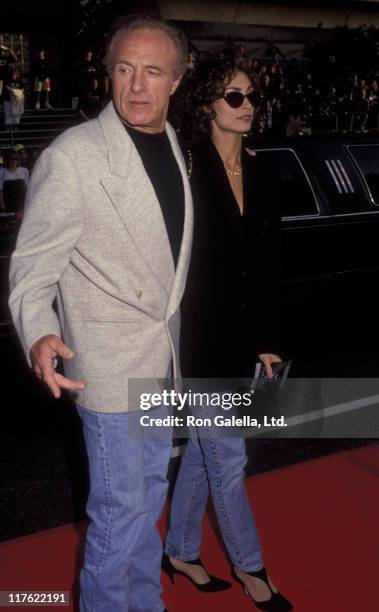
[9,101,193,412]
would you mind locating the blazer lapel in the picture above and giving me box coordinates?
[98,102,175,294]
[165,123,193,321]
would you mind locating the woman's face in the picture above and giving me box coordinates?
[210,71,254,135]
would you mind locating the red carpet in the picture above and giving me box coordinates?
[1,444,379,611]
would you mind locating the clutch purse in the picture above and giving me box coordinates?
[252,360,292,392]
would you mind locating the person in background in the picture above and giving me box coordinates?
[72,49,98,111]
[78,49,98,81]
[78,77,104,121]
[0,44,17,101]
[321,85,339,132]
[367,79,379,130]
[268,63,282,99]
[14,144,32,171]
[2,67,24,131]
[33,48,53,110]
[351,87,370,132]
[0,149,29,212]
[249,58,259,76]
[76,49,98,100]
[269,104,310,138]
[164,49,293,612]
[338,88,354,133]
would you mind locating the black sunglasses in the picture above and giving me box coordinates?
[224,91,261,109]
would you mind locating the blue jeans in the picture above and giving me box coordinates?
[165,402,263,572]
[77,405,172,612]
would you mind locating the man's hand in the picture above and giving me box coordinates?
[30,334,86,399]
[258,353,282,378]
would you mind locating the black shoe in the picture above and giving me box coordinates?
[231,567,293,611]
[162,553,231,592]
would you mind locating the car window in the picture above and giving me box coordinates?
[347,145,379,206]
[256,148,319,217]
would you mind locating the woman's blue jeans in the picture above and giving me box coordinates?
[77,404,172,612]
[165,401,263,572]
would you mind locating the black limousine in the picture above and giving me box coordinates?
[229,134,378,374]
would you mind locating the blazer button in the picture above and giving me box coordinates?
[136,289,143,298]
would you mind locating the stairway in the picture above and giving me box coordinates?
[0,107,79,150]
[0,107,80,331]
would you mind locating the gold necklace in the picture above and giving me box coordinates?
[224,163,242,177]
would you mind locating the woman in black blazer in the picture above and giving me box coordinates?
[163,50,292,611]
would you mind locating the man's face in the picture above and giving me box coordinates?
[111,28,181,133]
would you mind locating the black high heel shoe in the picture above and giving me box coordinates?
[231,566,293,611]
[162,553,231,592]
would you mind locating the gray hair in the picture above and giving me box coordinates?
[104,15,188,79]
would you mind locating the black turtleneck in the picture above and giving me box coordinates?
[125,124,184,268]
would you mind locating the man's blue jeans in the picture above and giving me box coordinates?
[77,405,172,611]
[165,400,263,572]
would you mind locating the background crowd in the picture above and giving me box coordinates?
[1,25,379,214]
[245,57,379,135]
[182,42,379,137]
[1,37,379,137]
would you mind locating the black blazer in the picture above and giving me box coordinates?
[180,138,282,380]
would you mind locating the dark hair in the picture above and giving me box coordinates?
[170,48,257,141]
[104,15,188,78]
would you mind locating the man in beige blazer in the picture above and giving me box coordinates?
[9,16,192,612]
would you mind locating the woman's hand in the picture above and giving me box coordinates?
[258,353,282,378]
